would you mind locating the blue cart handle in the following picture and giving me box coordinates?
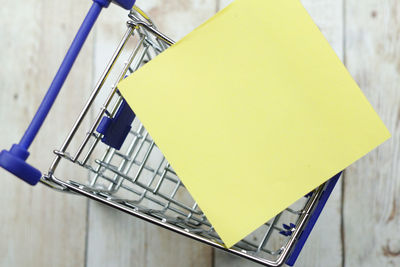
[0,0,136,185]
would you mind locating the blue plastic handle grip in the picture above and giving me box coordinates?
[0,0,136,185]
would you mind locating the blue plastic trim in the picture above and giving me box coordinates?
[0,145,41,185]
[280,223,296,236]
[94,0,111,8]
[285,172,342,266]
[113,0,136,10]
[96,99,135,150]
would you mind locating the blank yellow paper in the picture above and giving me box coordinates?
[118,0,390,247]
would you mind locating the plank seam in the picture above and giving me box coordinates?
[340,2,347,266]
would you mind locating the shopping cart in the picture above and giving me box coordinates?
[0,1,341,266]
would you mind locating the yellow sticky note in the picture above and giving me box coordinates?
[119,0,390,247]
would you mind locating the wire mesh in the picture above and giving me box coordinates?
[41,7,327,266]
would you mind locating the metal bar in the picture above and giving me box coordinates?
[49,25,135,174]
[46,174,325,267]
[257,214,282,253]
[71,34,145,162]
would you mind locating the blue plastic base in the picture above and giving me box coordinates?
[0,144,42,185]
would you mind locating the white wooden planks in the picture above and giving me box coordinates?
[0,0,92,266]
[343,0,400,266]
[1,0,398,266]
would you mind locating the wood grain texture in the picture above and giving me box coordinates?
[343,0,400,266]
[214,0,344,266]
[0,0,92,266]
[1,0,398,266]
[85,1,216,266]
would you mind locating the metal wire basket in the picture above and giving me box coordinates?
[0,3,340,266]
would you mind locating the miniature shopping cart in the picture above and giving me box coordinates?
[0,0,341,266]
